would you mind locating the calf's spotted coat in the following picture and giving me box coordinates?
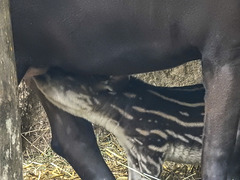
[34,69,204,179]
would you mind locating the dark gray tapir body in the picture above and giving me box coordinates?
[10,0,240,179]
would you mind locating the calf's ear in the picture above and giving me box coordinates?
[108,75,130,91]
[93,75,130,93]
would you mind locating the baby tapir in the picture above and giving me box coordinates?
[34,69,204,180]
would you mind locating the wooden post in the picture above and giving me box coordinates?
[0,0,22,179]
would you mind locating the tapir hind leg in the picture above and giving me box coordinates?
[201,52,240,180]
[30,80,115,180]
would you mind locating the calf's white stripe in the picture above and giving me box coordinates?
[132,106,204,127]
[150,129,168,139]
[110,104,134,120]
[184,133,202,144]
[148,90,204,107]
[165,129,189,143]
[148,144,169,153]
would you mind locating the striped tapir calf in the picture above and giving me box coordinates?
[10,0,240,179]
[33,68,204,179]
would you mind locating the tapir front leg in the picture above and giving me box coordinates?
[30,80,115,180]
[202,53,240,180]
[228,119,240,180]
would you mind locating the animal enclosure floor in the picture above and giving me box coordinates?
[22,125,201,180]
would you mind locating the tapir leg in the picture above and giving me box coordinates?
[228,119,240,180]
[30,80,115,180]
[201,52,240,180]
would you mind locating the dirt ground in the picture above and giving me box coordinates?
[19,60,202,180]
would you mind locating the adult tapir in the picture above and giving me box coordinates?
[10,0,240,180]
